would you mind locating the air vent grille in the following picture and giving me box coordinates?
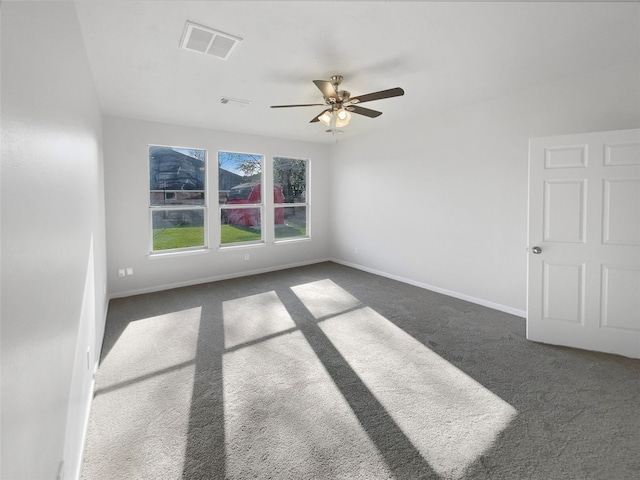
[180,21,242,60]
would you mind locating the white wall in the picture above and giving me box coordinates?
[1,2,107,479]
[103,116,331,297]
[330,60,640,315]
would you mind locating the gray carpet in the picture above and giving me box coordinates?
[82,262,640,479]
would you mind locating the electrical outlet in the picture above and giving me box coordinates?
[244,253,250,261]
[117,269,125,277]
[126,267,134,276]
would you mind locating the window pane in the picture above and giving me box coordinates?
[150,191,204,206]
[275,206,307,239]
[152,209,204,251]
[221,208,261,244]
[219,152,262,205]
[274,157,307,203]
[149,146,205,206]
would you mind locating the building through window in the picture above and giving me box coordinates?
[149,145,206,252]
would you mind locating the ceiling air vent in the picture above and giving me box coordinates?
[180,21,242,60]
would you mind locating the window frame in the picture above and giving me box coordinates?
[218,150,265,248]
[273,156,310,243]
[148,144,208,255]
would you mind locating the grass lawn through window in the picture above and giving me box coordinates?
[221,224,261,244]
[153,222,306,250]
[153,226,204,251]
[275,221,306,239]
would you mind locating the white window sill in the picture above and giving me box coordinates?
[218,242,266,252]
[147,248,211,259]
[274,236,311,245]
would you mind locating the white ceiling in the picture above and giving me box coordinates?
[75,1,639,144]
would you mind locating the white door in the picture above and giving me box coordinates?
[527,128,640,358]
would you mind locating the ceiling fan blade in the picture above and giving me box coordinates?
[271,103,325,108]
[350,87,404,104]
[313,80,338,100]
[309,109,330,123]
[347,105,383,118]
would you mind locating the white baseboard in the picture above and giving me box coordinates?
[330,258,526,318]
[108,257,334,299]
[108,257,525,317]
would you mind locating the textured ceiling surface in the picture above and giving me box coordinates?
[75,1,640,143]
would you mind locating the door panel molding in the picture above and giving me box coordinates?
[601,264,640,332]
[604,142,640,166]
[544,144,588,169]
[602,178,640,246]
[542,262,585,325]
[543,179,587,244]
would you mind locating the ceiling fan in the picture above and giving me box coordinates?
[270,75,405,132]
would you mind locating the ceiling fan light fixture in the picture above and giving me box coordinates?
[318,111,333,126]
[335,109,351,128]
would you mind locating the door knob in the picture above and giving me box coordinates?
[532,246,542,254]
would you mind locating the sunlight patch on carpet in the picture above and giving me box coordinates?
[223,291,296,349]
[290,278,361,319]
[319,306,518,479]
[99,306,201,381]
[88,307,202,478]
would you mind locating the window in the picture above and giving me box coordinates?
[273,157,308,240]
[219,151,264,246]
[149,146,206,252]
